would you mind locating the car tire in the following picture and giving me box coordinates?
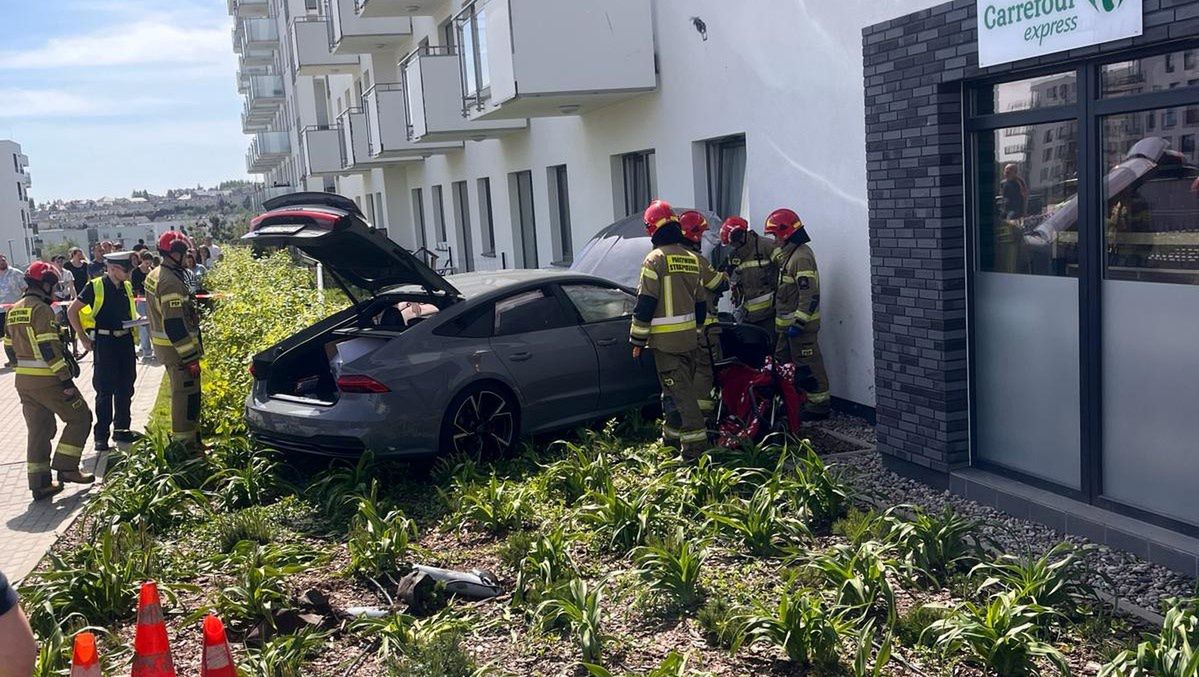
[440,383,521,459]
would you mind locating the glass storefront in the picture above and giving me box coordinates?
[969,47,1199,528]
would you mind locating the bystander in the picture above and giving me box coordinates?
[63,248,89,296]
[0,254,27,367]
[133,251,154,363]
[0,570,37,677]
[204,236,222,266]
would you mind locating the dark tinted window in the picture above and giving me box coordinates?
[493,289,572,336]
[434,304,494,338]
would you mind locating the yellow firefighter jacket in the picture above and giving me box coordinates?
[4,290,73,384]
[145,262,202,365]
[728,231,778,322]
[630,244,724,354]
[774,241,821,332]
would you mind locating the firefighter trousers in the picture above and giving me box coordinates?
[17,375,92,491]
[93,334,136,444]
[774,320,831,415]
[694,327,719,420]
[165,361,201,446]
[653,349,707,455]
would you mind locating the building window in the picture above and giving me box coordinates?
[619,150,656,218]
[548,165,572,264]
[452,180,474,272]
[478,177,496,255]
[705,134,747,219]
[457,4,490,106]
[985,72,1076,113]
[509,170,537,268]
[411,187,427,253]
[431,184,447,243]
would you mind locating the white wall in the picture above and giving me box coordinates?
[0,140,33,266]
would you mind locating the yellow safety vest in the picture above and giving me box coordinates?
[80,277,139,341]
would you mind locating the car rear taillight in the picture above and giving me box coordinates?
[336,375,390,393]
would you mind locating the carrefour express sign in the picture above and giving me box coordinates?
[977,0,1143,68]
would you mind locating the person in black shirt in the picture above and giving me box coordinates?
[1001,164,1028,220]
[68,251,141,451]
[63,247,89,296]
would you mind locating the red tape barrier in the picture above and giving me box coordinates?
[0,293,228,311]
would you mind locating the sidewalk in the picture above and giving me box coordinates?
[0,353,164,582]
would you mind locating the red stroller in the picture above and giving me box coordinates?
[704,322,806,448]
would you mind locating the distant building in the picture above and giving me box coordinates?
[0,140,33,266]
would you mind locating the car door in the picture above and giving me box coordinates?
[557,282,659,409]
[489,287,600,430]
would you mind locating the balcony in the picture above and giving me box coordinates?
[228,0,270,18]
[247,131,292,174]
[241,108,271,134]
[336,108,376,171]
[327,0,412,55]
[290,16,359,76]
[455,0,656,121]
[246,74,285,111]
[239,18,279,52]
[363,83,461,159]
[401,45,525,142]
[301,126,344,177]
[355,0,439,18]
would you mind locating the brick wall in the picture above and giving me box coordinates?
[862,0,1199,476]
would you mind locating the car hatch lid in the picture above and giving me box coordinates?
[243,192,459,297]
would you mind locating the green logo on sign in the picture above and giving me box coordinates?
[1088,0,1124,11]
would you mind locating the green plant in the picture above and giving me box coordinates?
[536,578,606,664]
[542,439,614,505]
[217,542,312,626]
[894,604,950,647]
[887,505,985,585]
[207,451,282,511]
[773,444,849,532]
[309,452,377,520]
[346,482,417,577]
[704,483,809,556]
[458,475,531,535]
[387,631,479,677]
[238,628,327,676]
[514,527,578,605]
[89,452,206,534]
[632,528,707,608]
[584,650,690,677]
[974,542,1100,614]
[696,596,737,649]
[732,589,843,667]
[348,608,471,661]
[926,592,1069,676]
[803,541,899,622]
[684,455,748,511]
[832,508,885,546]
[851,619,893,677]
[578,483,661,553]
[1100,598,1199,677]
[214,509,277,553]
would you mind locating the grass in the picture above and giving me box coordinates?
[17,247,1156,676]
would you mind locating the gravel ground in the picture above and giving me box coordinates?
[830,452,1197,613]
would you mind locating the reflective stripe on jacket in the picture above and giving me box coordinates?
[631,244,724,353]
[4,293,71,382]
[82,277,140,342]
[145,263,202,363]
[729,232,778,322]
[774,241,821,330]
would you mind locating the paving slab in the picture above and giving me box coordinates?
[0,353,164,583]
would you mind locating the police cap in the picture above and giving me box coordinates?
[103,251,138,272]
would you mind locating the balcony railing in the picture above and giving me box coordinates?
[247,131,292,174]
[290,16,359,76]
[400,43,524,142]
[355,0,438,18]
[246,75,285,110]
[362,82,463,160]
[239,18,279,52]
[326,0,411,55]
[336,107,372,170]
[229,0,270,19]
[301,126,344,176]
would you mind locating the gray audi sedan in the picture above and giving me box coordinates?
[242,192,659,458]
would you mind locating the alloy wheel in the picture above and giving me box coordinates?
[450,389,516,457]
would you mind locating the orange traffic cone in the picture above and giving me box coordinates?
[131,581,176,677]
[200,615,236,677]
[69,631,101,677]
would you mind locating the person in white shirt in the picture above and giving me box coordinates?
[204,236,222,266]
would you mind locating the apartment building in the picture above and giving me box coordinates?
[0,140,34,266]
[229,0,950,412]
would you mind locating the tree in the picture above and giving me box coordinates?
[42,239,80,261]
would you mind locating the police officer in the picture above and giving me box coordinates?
[145,231,203,449]
[4,262,93,500]
[630,200,724,458]
[68,251,140,451]
[678,210,720,420]
[720,216,779,339]
[765,208,831,419]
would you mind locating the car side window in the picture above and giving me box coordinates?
[560,284,635,324]
[493,289,573,336]
[434,303,494,338]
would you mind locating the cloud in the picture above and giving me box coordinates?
[0,88,169,119]
[0,18,231,70]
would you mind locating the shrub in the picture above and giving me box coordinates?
[926,592,1068,676]
[1099,598,1199,677]
[732,589,844,667]
[536,578,606,664]
[803,541,900,623]
[458,475,531,535]
[387,632,478,677]
[973,542,1100,615]
[883,505,985,586]
[207,451,282,511]
[346,482,417,577]
[632,528,706,608]
[578,483,661,553]
[214,508,277,553]
[704,483,809,556]
[217,542,313,627]
[514,527,578,606]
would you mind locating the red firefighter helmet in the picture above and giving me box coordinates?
[678,210,709,244]
[642,199,678,236]
[720,216,749,245]
[764,208,804,241]
[25,260,59,287]
[157,230,190,255]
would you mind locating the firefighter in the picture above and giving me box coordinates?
[4,261,94,500]
[765,208,831,419]
[678,210,720,420]
[720,216,778,339]
[145,231,203,450]
[67,252,140,451]
[630,201,725,458]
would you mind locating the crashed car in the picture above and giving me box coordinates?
[242,192,659,458]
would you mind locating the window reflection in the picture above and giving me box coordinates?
[983,72,1076,114]
[977,122,1079,276]
[1102,49,1199,98]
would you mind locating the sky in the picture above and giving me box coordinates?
[0,0,250,202]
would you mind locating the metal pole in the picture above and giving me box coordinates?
[316,262,325,303]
